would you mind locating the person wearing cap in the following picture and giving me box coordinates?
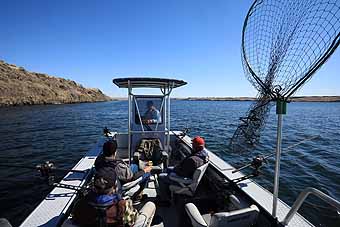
[157,136,209,204]
[72,169,156,227]
[72,168,126,226]
[95,140,152,199]
[173,136,209,178]
[95,140,152,180]
[191,136,209,163]
[142,100,161,124]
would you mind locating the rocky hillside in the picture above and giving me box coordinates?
[0,60,112,106]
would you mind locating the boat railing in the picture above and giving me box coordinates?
[282,187,340,226]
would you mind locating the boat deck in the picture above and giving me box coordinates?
[20,132,315,227]
[141,177,179,227]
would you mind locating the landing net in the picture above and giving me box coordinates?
[230,0,340,152]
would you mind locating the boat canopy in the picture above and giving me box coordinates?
[113,77,187,89]
[113,77,186,165]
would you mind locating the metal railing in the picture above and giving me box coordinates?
[282,187,340,226]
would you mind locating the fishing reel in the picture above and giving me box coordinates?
[103,127,110,137]
[35,161,88,186]
[231,155,267,183]
[249,155,267,174]
[35,161,56,185]
[103,127,118,141]
[182,127,190,136]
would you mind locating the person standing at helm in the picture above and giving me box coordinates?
[143,101,161,124]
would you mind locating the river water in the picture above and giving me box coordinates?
[0,100,339,226]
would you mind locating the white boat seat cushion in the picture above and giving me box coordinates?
[202,214,212,226]
[185,203,259,227]
[185,203,208,227]
[134,201,156,227]
[209,205,259,227]
[116,177,142,198]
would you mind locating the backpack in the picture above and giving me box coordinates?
[137,138,163,165]
[115,161,133,183]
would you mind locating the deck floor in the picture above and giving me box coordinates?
[140,176,182,227]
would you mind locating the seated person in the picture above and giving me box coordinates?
[157,136,209,202]
[72,169,126,227]
[72,169,156,227]
[95,140,152,198]
[142,101,161,124]
[172,136,209,177]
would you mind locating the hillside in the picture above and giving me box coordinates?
[0,60,112,106]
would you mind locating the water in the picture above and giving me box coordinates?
[0,100,339,227]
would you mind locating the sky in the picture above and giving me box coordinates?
[0,0,339,98]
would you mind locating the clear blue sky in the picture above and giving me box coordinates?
[0,0,339,98]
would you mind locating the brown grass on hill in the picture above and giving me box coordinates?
[0,60,112,106]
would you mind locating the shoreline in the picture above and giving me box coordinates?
[2,96,339,107]
[179,96,340,102]
[109,96,340,102]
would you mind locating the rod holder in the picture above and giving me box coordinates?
[272,98,287,217]
[276,99,287,115]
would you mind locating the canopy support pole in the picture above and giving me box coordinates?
[128,80,132,165]
[272,99,286,217]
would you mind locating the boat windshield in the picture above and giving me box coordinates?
[134,96,163,125]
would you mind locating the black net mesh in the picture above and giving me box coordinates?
[230,93,273,152]
[243,0,340,97]
[230,0,340,152]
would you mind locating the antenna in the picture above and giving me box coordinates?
[230,0,340,217]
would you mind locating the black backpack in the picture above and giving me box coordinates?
[137,138,163,165]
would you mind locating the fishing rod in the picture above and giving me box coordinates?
[0,161,88,176]
[0,161,92,195]
[232,135,320,177]
[0,127,110,189]
[0,177,90,192]
[172,127,190,140]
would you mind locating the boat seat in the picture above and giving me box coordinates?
[185,202,259,227]
[0,219,12,227]
[62,201,156,227]
[116,177,142,199]
[134,201,156,227]
[168,162,209,197]
[133,138,169,171]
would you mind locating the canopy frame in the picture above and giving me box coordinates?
[113,77,186,164]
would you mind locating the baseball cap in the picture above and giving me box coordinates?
[192,136,205,147]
